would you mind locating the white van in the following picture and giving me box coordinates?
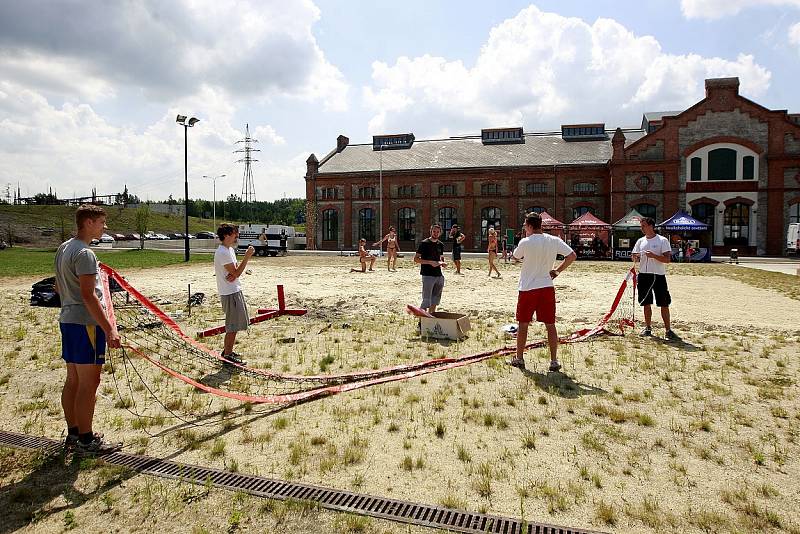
[237,224,297,256]
[787,223,799,255]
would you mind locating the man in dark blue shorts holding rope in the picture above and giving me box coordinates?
[54,204,122,455]
[631,217,678,341]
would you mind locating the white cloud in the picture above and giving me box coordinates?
[790,21,800,49]
[362,5,772,136]
[680,0,800,20]
[0,0,348,111]
[0,81,302,201]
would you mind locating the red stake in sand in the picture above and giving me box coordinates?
[196,285,307,338]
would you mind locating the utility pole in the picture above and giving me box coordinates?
[234,124,259,222]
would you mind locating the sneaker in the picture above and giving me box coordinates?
[222,352,248,366]
[548,360,562,373]
[508,358,526,369]
[65,431,103,448]
[665,330,680,341]
[74,436,122,456]
[639,327,652,337]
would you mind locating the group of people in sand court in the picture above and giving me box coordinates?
[53,205,678,457]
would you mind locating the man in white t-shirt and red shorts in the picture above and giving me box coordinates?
[215,224,255,365]
[631,217,678,341]
[510,212,576,372]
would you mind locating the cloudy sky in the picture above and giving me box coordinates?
[1,0,799,202]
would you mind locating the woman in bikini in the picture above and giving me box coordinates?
[374,226,400,271]
[487,226,501,278]
[350,238,376,273]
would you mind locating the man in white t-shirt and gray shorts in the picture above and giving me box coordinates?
[215,223,255,365]
[631,217,678,341]
[510,212,576,372]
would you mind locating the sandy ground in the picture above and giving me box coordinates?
[1,255,799,533]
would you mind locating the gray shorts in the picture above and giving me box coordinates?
[221,291,249,333]
[421,275,445,309]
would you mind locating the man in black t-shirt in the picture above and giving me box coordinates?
[414,223,447,313]
[449,224,465,275]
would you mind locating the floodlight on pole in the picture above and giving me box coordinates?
[176,114,199,262]
[202,174,226,231]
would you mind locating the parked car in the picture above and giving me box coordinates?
[168,233,185,240]
[99,234,115,243]
[196,231,216,239]
[112,233,127,241]
[155,233,169,240]
[125,233,141,241]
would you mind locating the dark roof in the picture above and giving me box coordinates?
[318,133,614,174]
[643,111,682,122]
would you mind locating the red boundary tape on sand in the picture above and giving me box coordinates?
[100,264,636,404]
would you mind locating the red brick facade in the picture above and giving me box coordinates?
[306,78,800,255]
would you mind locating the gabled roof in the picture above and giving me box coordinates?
[612,208,644,229]
[318,134,612,174]
[539,211,565,228]
[568,211,611,227]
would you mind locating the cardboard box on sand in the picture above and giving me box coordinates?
[420,312,471,340]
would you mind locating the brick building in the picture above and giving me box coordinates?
[304,77,800,256]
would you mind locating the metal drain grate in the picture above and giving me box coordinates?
[0,430,606,534]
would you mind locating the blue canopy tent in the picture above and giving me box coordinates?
[657,210,711,262]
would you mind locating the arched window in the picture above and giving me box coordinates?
[708,148,737,181]
[724,203,749,244]
[438,207,457,233]
[439,184,456,196]
[525,206,546,214]
[791,203,800,224]
[398,207,416,241]
[322,209,338,241]
[690,157,702,181]
[743,156,755,180]
[481,183,500,195]
[481,207,501,241]
[638,176,651,190]
[691,203,715,236]
[573,182,596,194]
[634,203,656,220]
[572,206,594,220]
[358,208,376,242]
[526,183,547,195]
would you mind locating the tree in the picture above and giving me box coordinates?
[135,204,150,250]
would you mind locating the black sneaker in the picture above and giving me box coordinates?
[665,330,680,342]
[548,360,562,373]
[65,431,103,449]
[222,352,248,366]
[74,436,122,456]
[639,327,652,337]
[508,358,526,369]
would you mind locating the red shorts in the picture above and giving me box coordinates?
[516,287,556,324]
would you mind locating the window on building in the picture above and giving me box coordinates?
[723,203,750,244]
[639,175,651,189]
[438,184,456,196]
[790,203,800,224]
[398,207,416,241]
[573,182,596,194]
[634,203,656,220]
[525,183,547,194]
[743,156,755,180]
[692,203,715,237]
[572,206,594,220]
[525,206,546,215]
[358,208,376,242]
[397,185,414,198]
[321,187,337,200]
[708,148,737,181]
[358,186,376,199]
[481,207,501,241]
[481,183,500,195]
[322,209,338,241]
[438,207,457,233]
[690,157,702,181]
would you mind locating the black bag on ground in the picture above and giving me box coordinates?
[30,277,60,307]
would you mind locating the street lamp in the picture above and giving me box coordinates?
[202,174,226,232]
[176,114,200,262]
[378,144,385,257]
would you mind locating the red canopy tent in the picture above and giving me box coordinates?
[539,210,566,238]
[567,212,611,258]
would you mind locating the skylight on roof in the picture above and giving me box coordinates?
[481,127,524,145]
[373,133,415,150]
[561,124,607,141]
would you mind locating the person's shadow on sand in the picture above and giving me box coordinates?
[0,449,134,534]
[517,368,606,398]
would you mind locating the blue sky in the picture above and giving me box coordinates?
[1,0,799,202]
